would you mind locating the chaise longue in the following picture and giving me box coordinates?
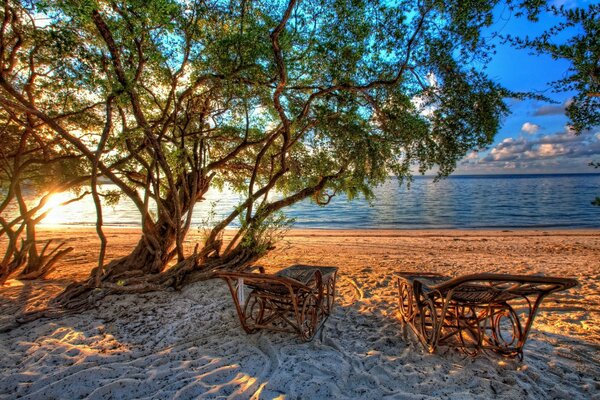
[397,272,578,358]
[217,264,338,341]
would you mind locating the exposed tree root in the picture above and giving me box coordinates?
[18,240,73,280]
[10,244,262,329]
[1,240,73,285]
[0,240,31,286]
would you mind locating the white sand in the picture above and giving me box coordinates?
[0,229,599,399]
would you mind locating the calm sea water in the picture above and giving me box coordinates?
[29,173,600,229]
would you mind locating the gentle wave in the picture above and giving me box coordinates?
[11,173,600,229]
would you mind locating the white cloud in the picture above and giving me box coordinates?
[465,151,479,160]
[457,128,600,174]
[521,122,540,134]
[536,143,566,157]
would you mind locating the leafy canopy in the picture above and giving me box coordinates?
[504,3,599,133]
[4,0,520,221]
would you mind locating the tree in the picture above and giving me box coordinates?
[1,0,515,310]
[0,120,87,285]
[504,3,599,133]
[0,4,90,284]
[503,3,599,204]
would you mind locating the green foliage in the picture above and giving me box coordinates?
[46,0,509,185]
[102,190,121,207]
[2,0,539,253]
[503,3,599,133]
[198,201,220,240]
[502,3,599,207]
[0,111,87,201]
[241,211,295,256]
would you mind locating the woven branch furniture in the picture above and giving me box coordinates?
[217,264,338,341]
[397,272,577,359]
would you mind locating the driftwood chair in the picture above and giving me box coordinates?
[397,272,577,359]
[217,264,338,341]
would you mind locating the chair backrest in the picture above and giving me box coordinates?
[431,273,578,298]
[216,271,312,294]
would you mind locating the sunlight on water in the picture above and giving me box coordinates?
[41,192,86,225]
[24,174,600,229]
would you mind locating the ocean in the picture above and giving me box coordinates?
[30,173,600,229]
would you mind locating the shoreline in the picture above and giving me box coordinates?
[34,225,600,238]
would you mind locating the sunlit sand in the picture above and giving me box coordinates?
[0,227,598,398]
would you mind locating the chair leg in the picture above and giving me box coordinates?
[488,303,523,357]
[240,291,265,333]
[299,292,320,341]
[518,294,548,353]
[398,280,414,322]
[455,305,482,356]
[418,297,438,353]
[325,275,336,314]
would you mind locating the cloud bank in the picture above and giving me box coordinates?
[532,99,573,117]
[458,128,600,174]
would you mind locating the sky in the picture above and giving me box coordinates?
[452,0,600,175]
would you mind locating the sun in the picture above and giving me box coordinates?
[40,192,74,225]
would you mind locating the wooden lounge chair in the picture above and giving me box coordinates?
[217,264,338,341]
[397,272,577,359]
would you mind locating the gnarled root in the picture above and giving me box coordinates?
[16,246,261,325]
[0,240,31,286]
[18,240,73,280]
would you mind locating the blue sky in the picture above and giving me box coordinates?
[453,0,600,175]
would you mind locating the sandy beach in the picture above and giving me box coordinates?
[1,227,599,399]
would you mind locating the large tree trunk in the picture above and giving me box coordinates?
[47,209,219,310]
[101,226,177,280]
